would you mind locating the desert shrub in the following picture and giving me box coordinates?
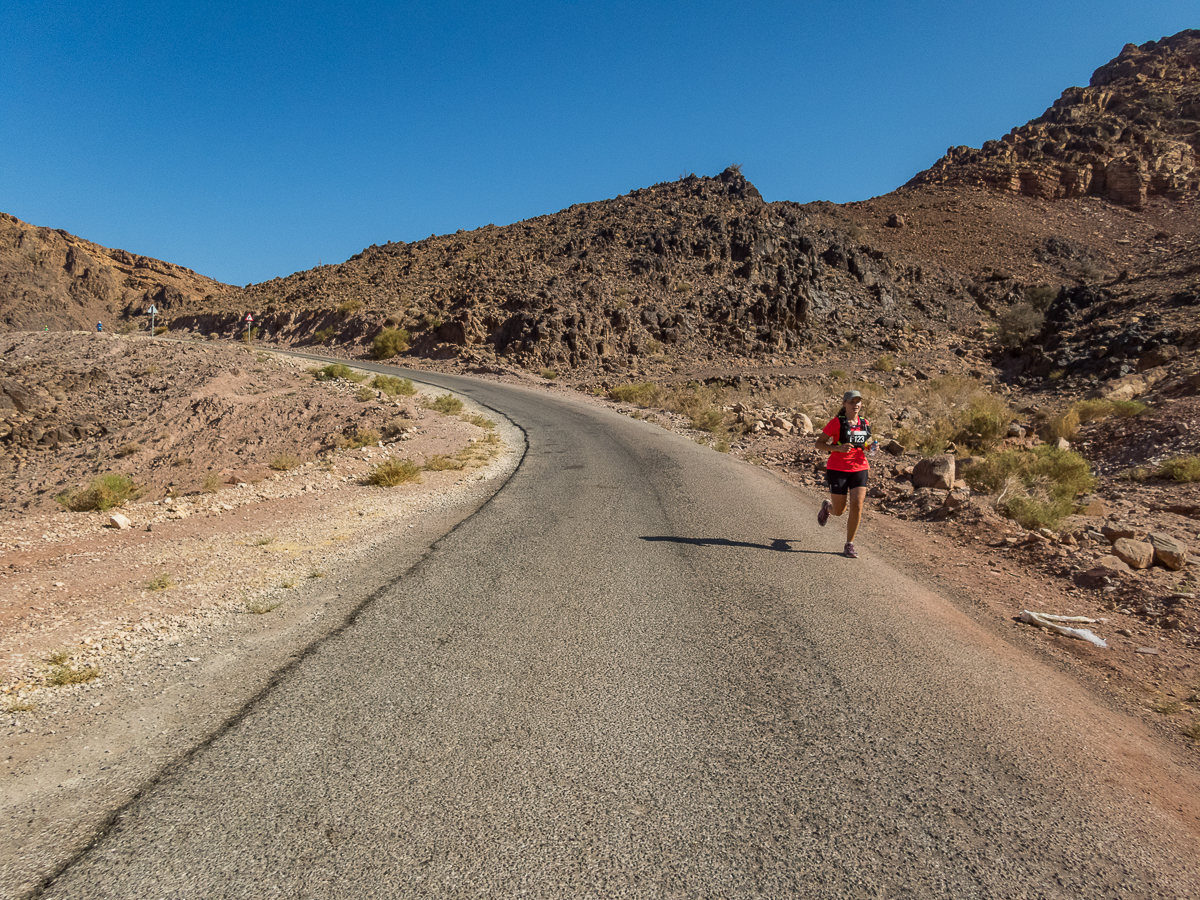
[1109,399,1151,417]
[424,394,464,414]
[372,327,410,359]
[366,459,423,486]
[336,428,380,449]
[336,299,363,318]
[871,354,895,372]
[47,663,100,686]
[1002,494,1075,531]
[416,312,442,331]
[269,454,300,471]
[314,363,366,383]
[690,408,726,433]
[1048,398,1151,440]
[674,282,692,293]
[145,573,174,591]
[356,386,376,401]
[953,394,1013,449]
[642,338,663,355]
[1042,408,1081,443]
[312,327,336,343]
[373,374,416,397]
[997,302,1044,348]
[424,454,464,471]
[610,382,659,406]
[154,325,168,336]
[540,369,558,380]
[382,417,410,439]
[1025,284,1058,311]
[892,376,1014,455]
[114,443,141,458]
[828,369,848,379]
[964,445,1095,529]
[463,413,495,430]
[1120,466,1152,482]
[56,474,141,511]
[1159,455,1200,483]
[242,327,258,343]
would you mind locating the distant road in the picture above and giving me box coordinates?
[37,362,1200,898]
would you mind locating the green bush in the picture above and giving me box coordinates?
[610,382,659,406]
[871,354,895,372]
[690,408,726,433]
[337,428,380,449]
[1159,455,1200,483]
[312,327,336,343]
[463,413,495,430]
[336,299,362,318]
[1109,400,1151,418]
[366,459,423,486]
[953,394,1013,449]
[964,445,1095,529]
[269,454,300,471]
[423,394,463,414]
[56,474,141,511]
[314,363,366,383]
[1003,495,1075,531]
[997,302,1044,348]
[424,454,464,471]
[540,368,558,380]
[47,663,100,686]
[1025,284,1058,311]
[373,374,416,397]
[372,327,410,359]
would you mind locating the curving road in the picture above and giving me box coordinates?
[36,366,1200,898]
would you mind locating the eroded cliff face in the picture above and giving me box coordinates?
[908,30,1200,208]
[0,213,238,332]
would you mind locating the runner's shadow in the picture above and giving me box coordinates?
[640,536,838,555]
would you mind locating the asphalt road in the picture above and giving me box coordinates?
[36,367,1200,898]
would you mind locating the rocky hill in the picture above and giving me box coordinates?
[0,212,238,332]
[908,30,1200,209]
[1,31,1197,392]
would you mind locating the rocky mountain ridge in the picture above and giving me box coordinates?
[908,30,1200,209]
[0,31,1197,395]
[0,212,238,332]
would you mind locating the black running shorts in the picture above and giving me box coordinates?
[825,469,868,495]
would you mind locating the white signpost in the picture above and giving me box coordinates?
[147,305,157,335]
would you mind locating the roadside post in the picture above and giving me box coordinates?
[147,304,157,336]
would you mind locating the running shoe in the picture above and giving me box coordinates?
[843,542,858,559]
[817,499,831,527]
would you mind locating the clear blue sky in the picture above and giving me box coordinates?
[2,2,1195,287]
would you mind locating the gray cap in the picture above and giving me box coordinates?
[843,390,862,402]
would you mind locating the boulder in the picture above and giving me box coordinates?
[912,455,955,490]
[108,513,132,530]
[1148,532,1189,571]
[943,489,970,511]
[1076,555,1133,586]
[793,413,813,434]
[1111,537,1154,570]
